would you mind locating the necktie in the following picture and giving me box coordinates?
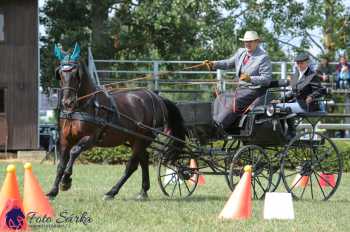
[243,54,250,65]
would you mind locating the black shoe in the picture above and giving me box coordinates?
[214,123,227,138]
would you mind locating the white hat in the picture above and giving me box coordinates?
[239,31,260,41]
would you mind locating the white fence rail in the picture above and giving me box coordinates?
[298,123,350,130]
[87,47,295,92]
[87,48,350,137]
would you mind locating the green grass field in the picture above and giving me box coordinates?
[0,162,350,232]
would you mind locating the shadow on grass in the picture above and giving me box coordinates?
[146,195,230,202]
[106,194,228,202]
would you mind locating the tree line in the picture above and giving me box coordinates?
[40,0,350,91]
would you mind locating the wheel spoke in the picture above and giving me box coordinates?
[299,182,307,200]
[281,131,342,201]
[170,177,177,197]
[258,172,269,180]
[229,145,272,200]
[183,180,191,193]
[255,177,266,192]
[310,174,314,200]
[285,170,300,178]
[289,175,302,191]
[252,178,258,199]
[177,176,182,197]
[163,174,175,189]
[314,171,336,190]
[157,155,198,199]
[313,171,327,199]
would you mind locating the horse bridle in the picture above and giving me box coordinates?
[58,62,81,108]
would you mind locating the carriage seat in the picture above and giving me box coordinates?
[248,79,290,113]
[267,79,289,88]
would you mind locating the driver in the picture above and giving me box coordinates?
[204,30,272,131]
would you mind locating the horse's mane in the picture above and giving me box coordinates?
[79,60,89,78]
[79,60,99,88]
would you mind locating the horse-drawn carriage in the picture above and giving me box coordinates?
[156,80,343,201]
[48,45,342,202]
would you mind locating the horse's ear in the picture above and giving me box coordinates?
[70,42,81,62]
[55,67,61,81]
[54,44,64,61]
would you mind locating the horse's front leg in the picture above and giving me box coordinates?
[61,136,95,191]
[47,145,71,199]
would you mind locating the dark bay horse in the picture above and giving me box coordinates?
[47,44,186,200]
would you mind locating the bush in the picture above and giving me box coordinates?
[80,146,132,164]
[334,140,350,172]
[79,139,350,172]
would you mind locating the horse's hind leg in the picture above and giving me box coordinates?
[137,148,150,200]
[61,136,95,191]
[104,153,140,200]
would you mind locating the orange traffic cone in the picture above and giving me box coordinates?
[0,165,22,214]
[291,174,309,188]
[189,159,205,186]
[0,198,28,231]
[319,173,335,188]
[218,165,252,220]
[23,163,55,218]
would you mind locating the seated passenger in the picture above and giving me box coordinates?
[204,31,272,131]
[274,52,323,113]
[335,55,350,89]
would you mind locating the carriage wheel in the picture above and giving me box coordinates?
[223,139,241,191]
[270,169,282,192]
[281,131,343,201]
[228,145,272,199]
[157,155,198,198]
[269,152,283,192]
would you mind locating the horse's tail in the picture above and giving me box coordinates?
[161,98,187,158]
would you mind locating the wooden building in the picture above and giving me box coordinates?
[0,0,39,150]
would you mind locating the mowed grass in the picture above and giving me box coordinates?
[0,162,350,232]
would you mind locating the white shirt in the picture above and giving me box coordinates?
[298,68,308,81]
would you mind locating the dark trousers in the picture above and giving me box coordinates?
[219,87,265,131]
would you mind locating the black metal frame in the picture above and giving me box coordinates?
[156,82,344,200]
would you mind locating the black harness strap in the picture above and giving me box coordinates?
[143,89,158,128]
[60,111,159,143]
[143,89,168,128]
[102,88,120,124]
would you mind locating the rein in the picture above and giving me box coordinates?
[61,86,78,93]
[76,62,211,102]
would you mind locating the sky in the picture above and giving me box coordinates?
[38,0,45,37]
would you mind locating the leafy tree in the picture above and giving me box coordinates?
[40,0,288,91]
[40,0,117,91]
[239,0,350,60]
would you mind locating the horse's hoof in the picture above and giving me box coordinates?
[103,194,115,201]
[136,192,148,201]
[47,194,56,200]
[59,182,72,191]
[46,190,58,200]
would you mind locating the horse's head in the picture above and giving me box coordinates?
[54,43,81,111]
